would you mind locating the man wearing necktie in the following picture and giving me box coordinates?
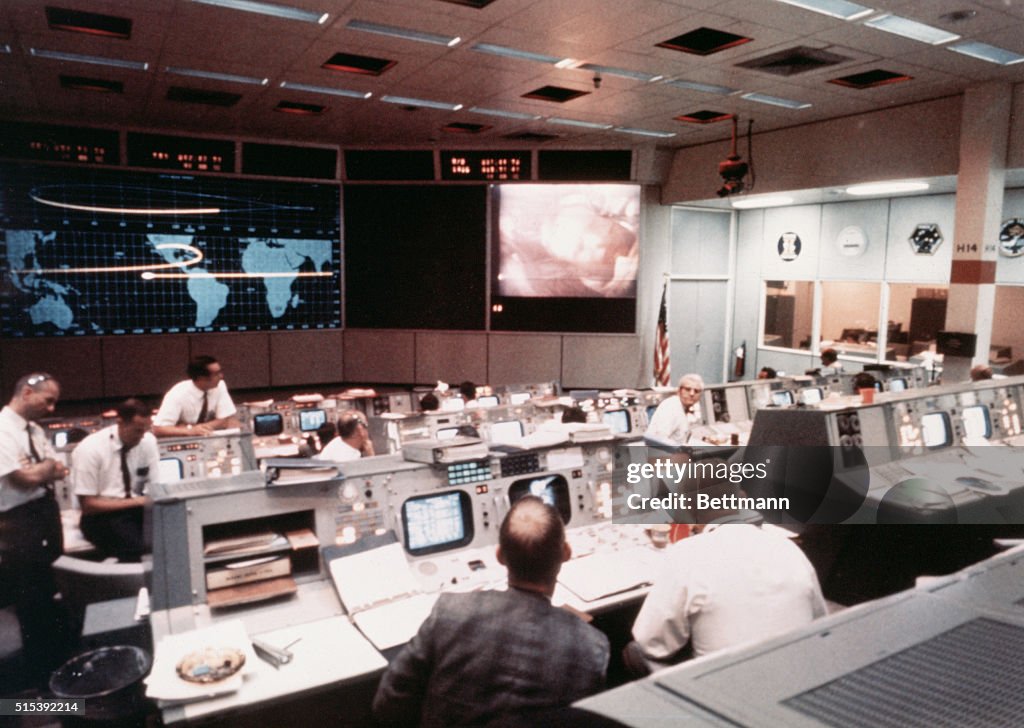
[71,399,159,561]
[0,372,73,685]
[152,355,240,438]
[645,373,705,445]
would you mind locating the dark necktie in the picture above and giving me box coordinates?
[121,445,134,498]
[198,392,209,423]
[26,424,41,463]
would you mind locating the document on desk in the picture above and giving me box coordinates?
[147,620,257,704]
[558,547,661,603]
[328,541,438,650]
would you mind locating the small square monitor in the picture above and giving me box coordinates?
[772,390,795,407]
[158,457,184,483]
[489,420,524,444]
[509,392,531,405]
[508,474,571,524]
[436,427,460,440]
[921,412,952,449]
[477,395,499,408]
[401,490,474,556]
[253,412,284,437]
[800,388,823,405]
[299,408,327,432]
[602,409,631,434]
[889,378,907,392]
[962,405,991,440]
[53,431,69,448]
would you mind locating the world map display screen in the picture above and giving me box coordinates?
[1,163,340,337]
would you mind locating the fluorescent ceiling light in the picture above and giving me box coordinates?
[666,79,739,95]
[732,195,795,209]
[948,41,1024,66]
[740,92,811,109]
[772,0,873,21]
[29,47,149,70]
[467,107,541,120]
[546,117,614,129]
[346,20,460,47]
[613,127,676,138]
[190,0,328,24]
[166,67,268,85]
[279,81,371,99]
[471,43,564,65]
[846,181,929,195]
[862,14,959,45]
[579,63,663,82]
[380,95,462,111]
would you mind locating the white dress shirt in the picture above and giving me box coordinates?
[645,396,702,445]
[0,406,55,512]
[316,437,362,462]
[72,425,160,499]
[154,379,236,427]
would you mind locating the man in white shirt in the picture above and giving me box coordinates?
[72,398,160,561]
[626,522,826,674]
[317,411,375,462]
[646,373,704,445]
[153,355,240,437]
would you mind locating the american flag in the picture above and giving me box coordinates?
[653,282,670,386]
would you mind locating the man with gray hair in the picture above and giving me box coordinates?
[373,496,609,727]
[646,373,705,444]
[0,373,73,684]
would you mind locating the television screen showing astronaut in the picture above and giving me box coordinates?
[496,184,640,299]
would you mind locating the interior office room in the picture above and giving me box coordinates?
[2,0,1024,725]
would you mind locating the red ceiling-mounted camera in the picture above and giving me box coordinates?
[717,115,754,198]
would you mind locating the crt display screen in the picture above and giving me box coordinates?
[476,395,499,408]
[962,405,991,440]
[158,457,184,483]
[602,409,631,434]
[299,408,327,432]
[508,474,571,524]
[800,388,823,405]
[921,412,952,449]
[889,378,907,392]
[772,390,795,406]
[509,392,531,405]
[253,413,284,436]
[402,490,474,556]
[489,420,524,444]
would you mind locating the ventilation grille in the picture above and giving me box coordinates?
[783,619,1024,728]
[442,122,490,134]
[658,27,752,56]
[737,46,850,76]
[522,86,589,103]
[46,6,132,39]
[166,87,241,107]
[503,132,559,142]
[322,52,395,76]
[675,110,731,124]
[830,69,912,89]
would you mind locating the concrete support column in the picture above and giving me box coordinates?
[945,82,1012,383]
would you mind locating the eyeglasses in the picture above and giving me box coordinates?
[680,386,702,393]
[26,374,52,387]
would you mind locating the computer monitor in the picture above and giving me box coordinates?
[253,412,284,437]
[800,388,824,405]
[889,378,907,392]
[158,457,184,483]
[489,420,524,444]
[921,412,952,449]
[476,395,500,408]
[962,405,992,440]
[435,427,460,440]
[298,408,327,432]
[445,397,466,412]
[508,474,571,524]
[772,390,795,407]
[401,490,474,556]
[53,431,69,448]
[509,392,531,405]
[602,409,631,434]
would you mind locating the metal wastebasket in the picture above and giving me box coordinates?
[49,645,152,725]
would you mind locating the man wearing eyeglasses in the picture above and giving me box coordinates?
[316,411,375,462]
[152,355,240,438]
[0,372,73,685]
[646,373,705,445]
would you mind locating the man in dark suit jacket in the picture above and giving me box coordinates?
[373,496,610,728]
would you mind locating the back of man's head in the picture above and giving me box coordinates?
[458,381,477,401]
[821,348,838,365]
[499,496,566,588]
[419,393,440,412]
[187,355,218,381]
[337,412,365,439]
[116,398,150,422]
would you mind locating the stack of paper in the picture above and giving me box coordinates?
[146,620,258,704]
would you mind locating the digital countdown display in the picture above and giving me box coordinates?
[441,150,530,181]
[0,122,119,165]
[127,133,235,173]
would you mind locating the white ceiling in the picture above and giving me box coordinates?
[1,0,1023,151]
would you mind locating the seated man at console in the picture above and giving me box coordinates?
[152,355,240,437]
[72,398,159,561]
[373,496,610,727]
[646,373,704,445]
[624,517,826,676]
[316,411,374,462]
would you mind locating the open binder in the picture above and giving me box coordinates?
[322,533,438,650]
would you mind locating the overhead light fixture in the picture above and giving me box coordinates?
[846,181,929,195]
[546,117,614,129]
[613,127,676,138]
[732,195,794,209]
[279,81,371,99]
[346,20,460,47]
[166,67,268,85]
[29,47,149,71]
[666,79,739,95]
[380,95,462,111]
[740,92,811,109]
[189,0,328,24]
[862,14,959,45]
[467,107,541,120]
[579,63,663,82]
[471,43,565,66]
[948,41,1024,66]
[771,0,873,21]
